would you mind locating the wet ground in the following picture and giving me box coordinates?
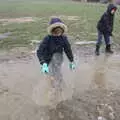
[0,45,120,120]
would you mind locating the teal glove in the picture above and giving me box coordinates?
[42,63,49,73]
[69,62,75,70]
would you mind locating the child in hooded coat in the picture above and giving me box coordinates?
[95,4,117,56]
[37,18,75,89]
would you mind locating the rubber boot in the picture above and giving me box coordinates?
[95,44,100,56]
[105,44,113,54]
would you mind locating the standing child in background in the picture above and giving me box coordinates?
[37,18,75,90]
[95,3,117,56]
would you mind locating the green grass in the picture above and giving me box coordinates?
[0,0,119,49]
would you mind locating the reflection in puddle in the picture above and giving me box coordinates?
[92,55,110,90]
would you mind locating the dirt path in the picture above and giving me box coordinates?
[0,45,120,120]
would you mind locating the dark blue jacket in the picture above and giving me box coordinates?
[37,35,74,65]
[97,4,117,35]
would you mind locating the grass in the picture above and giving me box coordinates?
[0,0,119,49]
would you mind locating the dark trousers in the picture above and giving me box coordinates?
[96,30,110,46]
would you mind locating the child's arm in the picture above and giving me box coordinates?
[37,36,49,65]
[63,36,74,62]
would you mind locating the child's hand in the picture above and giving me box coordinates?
[41,63,49,73]
[69,62,75,70]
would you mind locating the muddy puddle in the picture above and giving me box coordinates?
[0,45,120,120]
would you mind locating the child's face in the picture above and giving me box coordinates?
[111,8,116,14]
[52,27,64,36]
